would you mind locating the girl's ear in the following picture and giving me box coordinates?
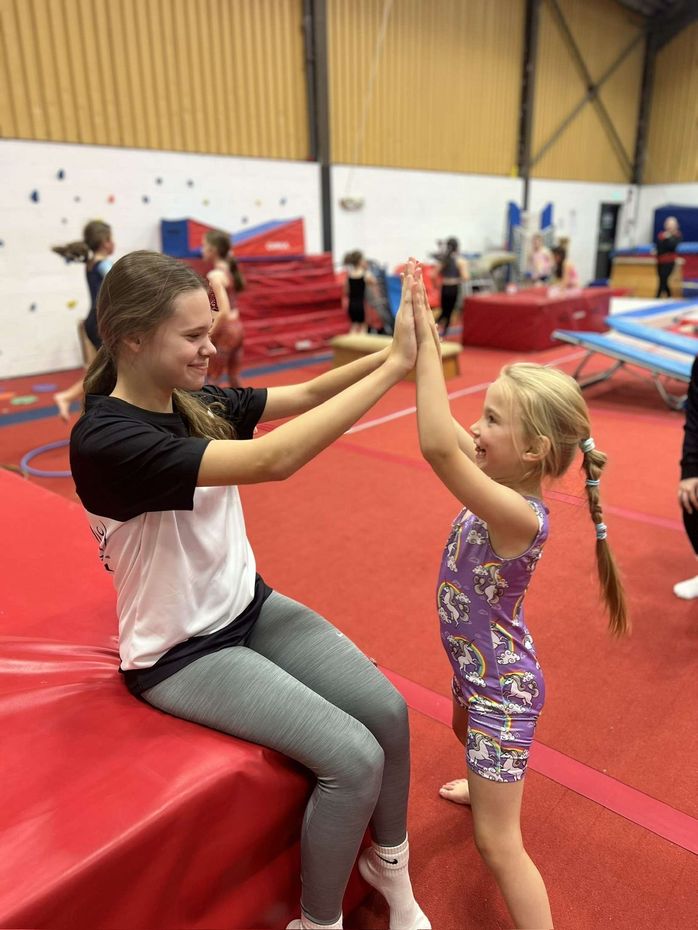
[523,435,551,463]
[122,333,143,354]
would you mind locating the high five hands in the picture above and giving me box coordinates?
[388,257,442,374]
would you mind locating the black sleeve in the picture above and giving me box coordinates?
[70,415,210,522]
[198,385,268,439]
[681,357,698,480]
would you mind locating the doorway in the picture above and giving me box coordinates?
[595,203,620,282]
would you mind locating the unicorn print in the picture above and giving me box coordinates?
[438,584,471,624]
[473,563,508,606]
[467,732,494,766]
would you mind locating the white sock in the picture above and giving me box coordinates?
[286,913,342,929]
[358,837,431,930]
[673,575,698,599]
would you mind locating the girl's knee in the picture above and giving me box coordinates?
[367,686,408,746]
[473,824,524,870]
[343,731,385,799]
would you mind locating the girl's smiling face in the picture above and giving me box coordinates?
[138,288,217,392]
[469,379,528,483]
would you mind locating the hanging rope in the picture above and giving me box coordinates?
[345,0,395,196]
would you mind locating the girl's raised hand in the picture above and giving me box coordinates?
[412,269,441,354]
[388,258,418,374]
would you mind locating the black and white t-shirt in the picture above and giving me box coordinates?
[70,385,271,695]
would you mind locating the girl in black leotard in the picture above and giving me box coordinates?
[344,250,376,334]
[52,221,115,421]
[433,238,469,339]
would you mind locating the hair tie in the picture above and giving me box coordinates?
[585,478,600,487]
[580,438,595,453]
[595,522,607,540]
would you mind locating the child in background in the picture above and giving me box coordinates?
[410,263,627,929]
[344,250,377,334]
[432,238,469,339]
[202,230,245,387]
[551,245,579,290]
[528,233,553,283]
[52,221,114,420]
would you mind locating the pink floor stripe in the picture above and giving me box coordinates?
[380,666,698,856]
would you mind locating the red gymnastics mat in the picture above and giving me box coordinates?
[461,287,621,351]
[0,470,366,930]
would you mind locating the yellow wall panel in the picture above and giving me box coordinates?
[0,0,308,159]
[329,0,525,175]
[645,22,698,184]
[532,0,643,182]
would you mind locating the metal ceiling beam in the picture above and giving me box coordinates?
[631,31,655,185]
[651,1,698,51]
[518,0,541,212]
[535,0,635,178]
[303,0,332,253]
[631,1,697,183]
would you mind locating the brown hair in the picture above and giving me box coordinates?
[83,250,233,440]
[205,230,245,292]
[53,220,112,264]
[343,250,364,268]
[499,362,629,636]
[551,246,566,280]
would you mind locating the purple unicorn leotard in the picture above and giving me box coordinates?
[436,497,548,783]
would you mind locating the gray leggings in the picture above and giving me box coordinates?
[142,591,410,924]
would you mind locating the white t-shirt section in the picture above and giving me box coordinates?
[87,484,256,670]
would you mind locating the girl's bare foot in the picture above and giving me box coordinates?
[438,778,470,805]
[54,392,71,422]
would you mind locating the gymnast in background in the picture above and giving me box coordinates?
[202,229,246,388]
[52,221,114,421]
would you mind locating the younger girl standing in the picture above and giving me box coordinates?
[202,229,245,387]
[52,221,114,420]
[410,268,627,929]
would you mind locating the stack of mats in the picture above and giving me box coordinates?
[187,254,346,360]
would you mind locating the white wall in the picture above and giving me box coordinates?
[3,139,687,380]
[636,183,698,243]
[528,178,637,285]
[331,165,637,287]
[0,141,322,378]
[331,164,522,271]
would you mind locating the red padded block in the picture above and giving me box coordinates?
[461,287,614,351]
[0,472,365,929]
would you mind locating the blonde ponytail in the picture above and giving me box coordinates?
[581,443,629,636]
[500,364,630,637]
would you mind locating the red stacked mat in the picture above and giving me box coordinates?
[0,471,366,929]
[187,254,346,360]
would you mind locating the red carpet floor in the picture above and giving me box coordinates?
[1,343,697,929]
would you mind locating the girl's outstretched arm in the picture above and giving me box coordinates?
[198,263,418,486]
[260,344,391,422]
[413,275,537,547]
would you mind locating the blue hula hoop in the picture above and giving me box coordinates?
[20,439,72,478]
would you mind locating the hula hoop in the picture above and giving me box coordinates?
[20,439,72,478]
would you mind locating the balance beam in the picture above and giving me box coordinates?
[330,333,461,381]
